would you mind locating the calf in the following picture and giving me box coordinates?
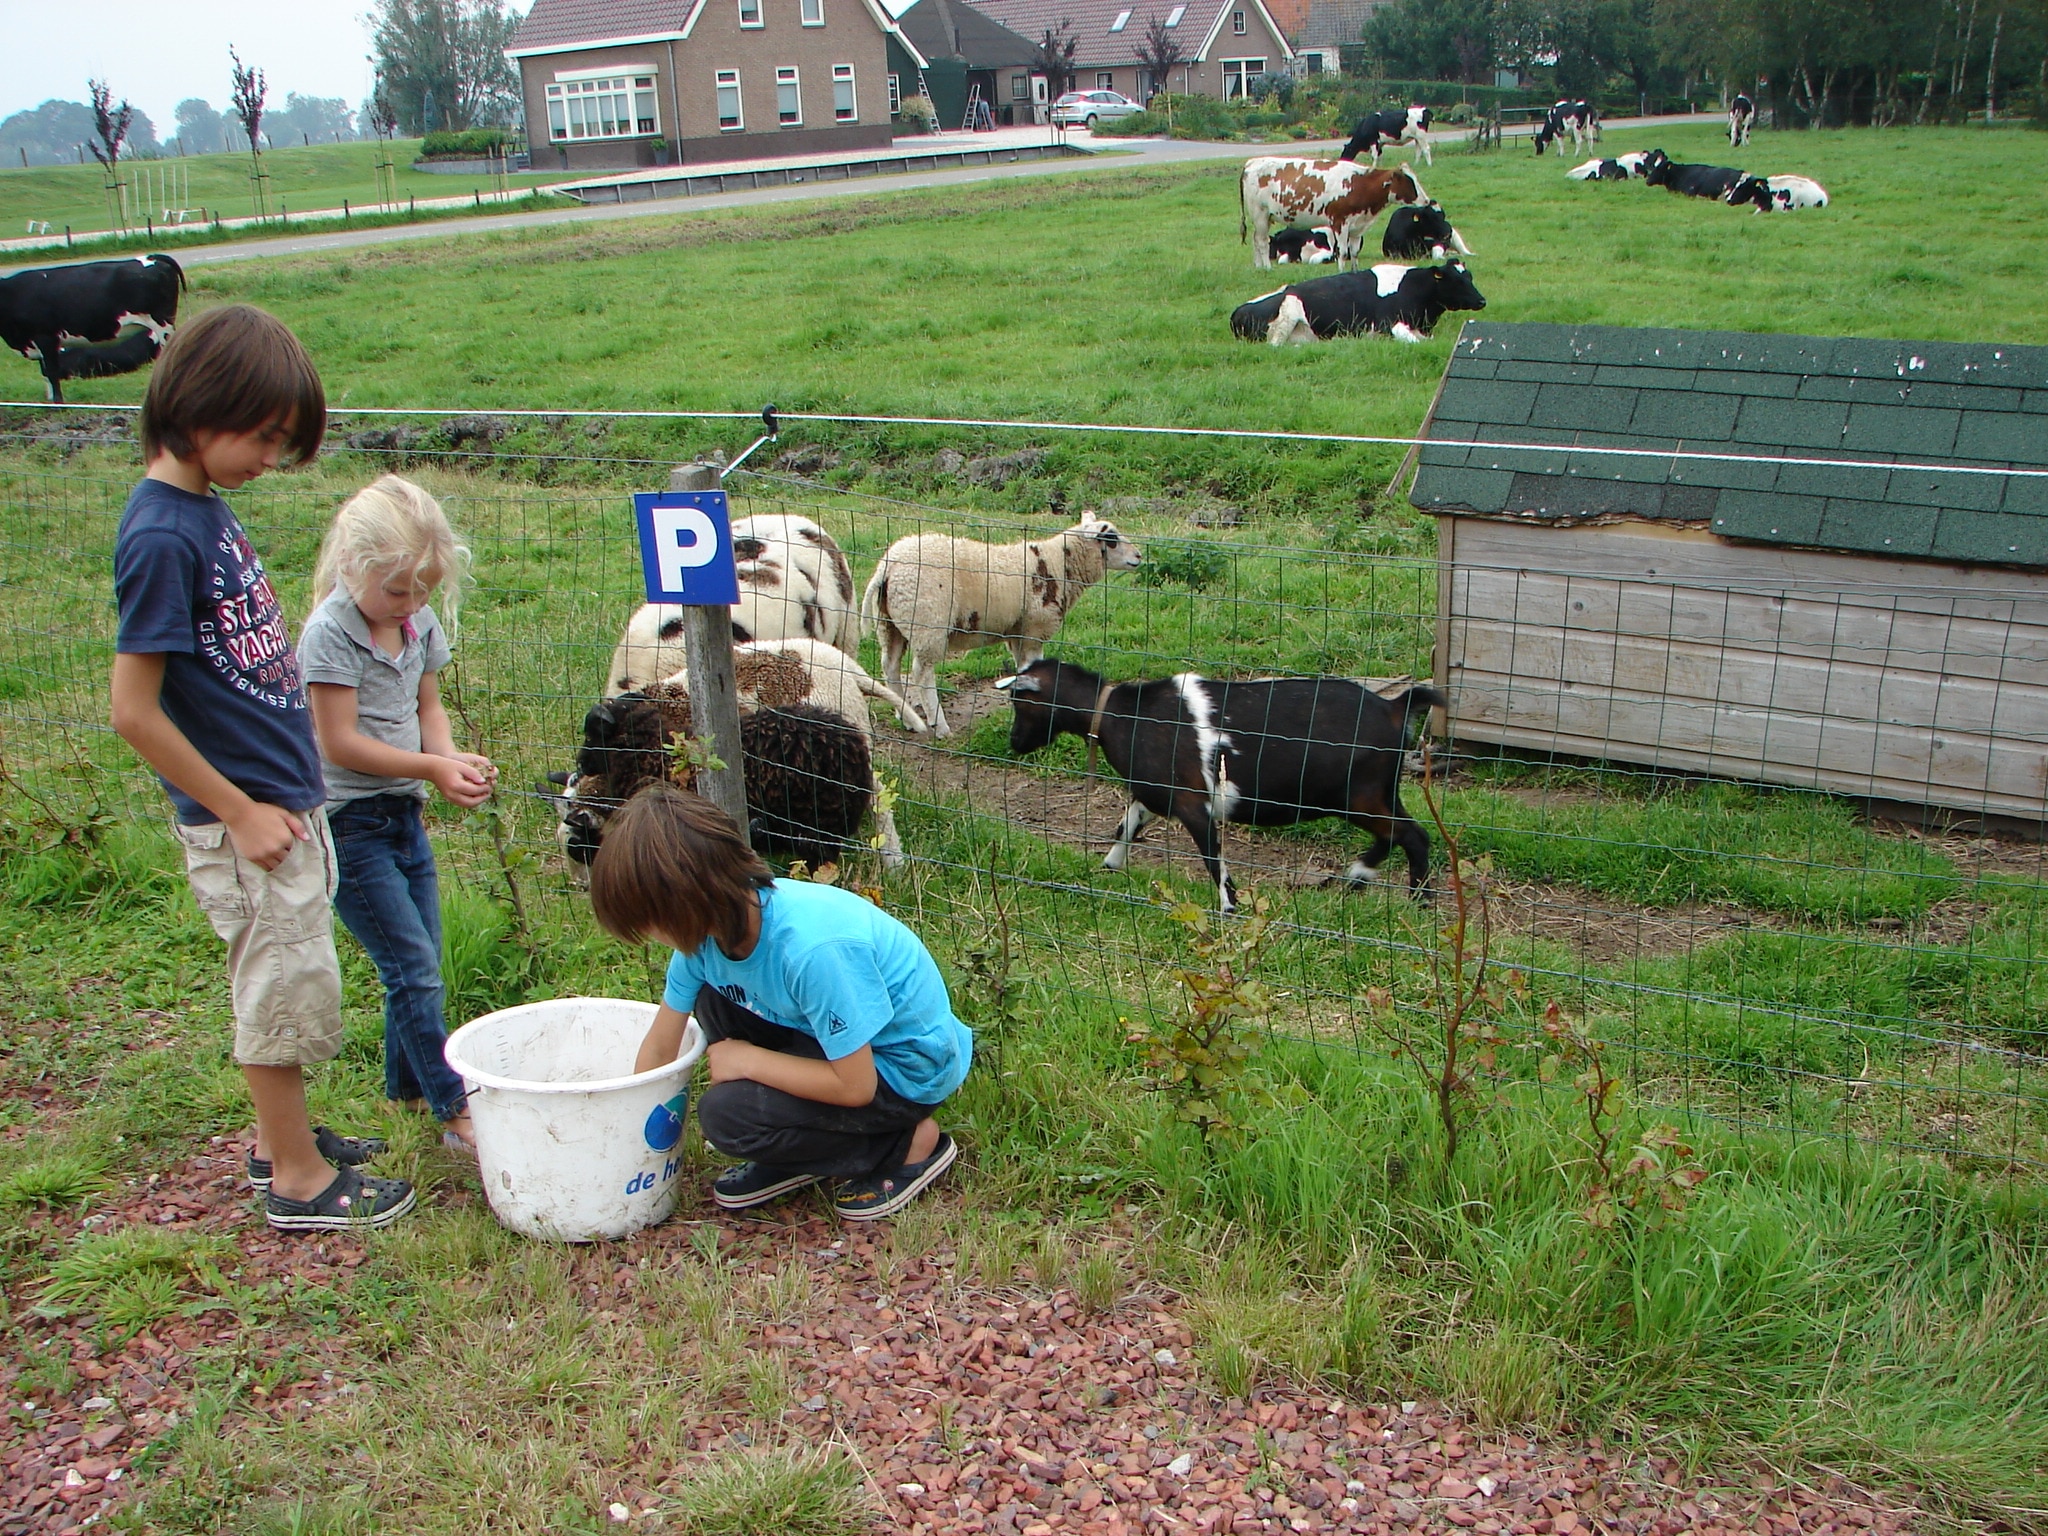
[1240,159,1431,270]
[1381,201,1473,259]
[998,658,1443,911]
[0,253,183,403]
[1532,101,1598,156]
[1339,106,1434,167]
[1726,173,1829,211]
[1231,260,1485,346]
[1268,226,1335,264]
[1566,151,1650,181]
[1641,148,1747,200]
[1728,93,1754,146]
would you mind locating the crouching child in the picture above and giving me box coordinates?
[589,784,970,1220]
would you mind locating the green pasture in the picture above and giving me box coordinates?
[2,120,2047,1527]
[0,137,568,239]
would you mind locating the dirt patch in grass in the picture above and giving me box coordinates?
[0,1129,1931,1536]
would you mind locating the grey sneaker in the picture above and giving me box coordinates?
[711,1162,821,1210]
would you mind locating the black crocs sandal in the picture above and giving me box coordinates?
[265,1165,416,1231]
[247,1126,388,1190]
[835,1133,958,1222]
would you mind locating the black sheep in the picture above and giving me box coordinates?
[562,681,872,874]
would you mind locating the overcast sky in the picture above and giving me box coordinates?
[9,3,508,133]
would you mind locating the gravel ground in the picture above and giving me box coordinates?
[0,1133,1934,1536]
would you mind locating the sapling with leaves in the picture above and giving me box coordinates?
[228,47,269,218]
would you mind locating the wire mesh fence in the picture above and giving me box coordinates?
[1,422,2042,1179]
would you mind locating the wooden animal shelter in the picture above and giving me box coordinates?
[1407,322,2048,822]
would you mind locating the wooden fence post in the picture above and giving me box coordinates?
[667,462,751,845]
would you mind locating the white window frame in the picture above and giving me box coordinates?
[832,63,858,120]
[716,68,744,130]
[1221,57,1266,97]
[544,71,660,141]
[887,72,901,113]
[801,0,824,23]
[1011,72,1031,100]
[1096,72,1115,90]
[1109,8,1131,30]
[1164,4,1185,23]
[1232,9,1247,33]
[738,0,763,26]
[776,65,803,125]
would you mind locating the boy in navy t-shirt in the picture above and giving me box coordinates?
[589,784,971,1221]
[110,304,414,1232]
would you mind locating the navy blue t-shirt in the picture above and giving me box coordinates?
[113,479,325,824]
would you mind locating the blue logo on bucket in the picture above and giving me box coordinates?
[643,1094,687,1152]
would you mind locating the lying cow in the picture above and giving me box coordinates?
[1269,226,1335,264]
[1381,202,1473,260]
[0,253,183,403]
[1727,173,1829,211]
[1339,106,1433,167]
[1240,159,1430,270]
[1641,148,1746,201]
[998,658,1444,912]
[1566,151,1650,181]
[1532,100,1598,156]
[1231,260,1485,346]
[1729,93,1755,146]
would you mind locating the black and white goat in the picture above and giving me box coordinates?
[997,658,1443,912]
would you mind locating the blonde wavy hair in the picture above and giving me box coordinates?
[311,475,471,635]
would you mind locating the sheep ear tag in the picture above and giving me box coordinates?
[994,675,1038,694]
[994,675,1018,691]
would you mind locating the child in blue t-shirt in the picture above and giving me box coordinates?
[589,783,971,1220]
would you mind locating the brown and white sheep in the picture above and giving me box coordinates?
[860,513,1142,736]
[607,513,861,696]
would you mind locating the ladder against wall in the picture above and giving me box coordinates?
[962,81,994,131]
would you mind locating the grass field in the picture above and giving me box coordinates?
[0,137,568,238]
[3,121,2047,1531]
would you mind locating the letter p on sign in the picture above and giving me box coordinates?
[633,490,740,605]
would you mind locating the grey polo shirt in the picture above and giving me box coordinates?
[297,587,453,804]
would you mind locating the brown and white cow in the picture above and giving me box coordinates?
[1240,159,1431,271]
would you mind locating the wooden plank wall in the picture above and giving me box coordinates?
[1437,518,2048,820]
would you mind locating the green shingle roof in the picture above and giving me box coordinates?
[1409,322,2048,567]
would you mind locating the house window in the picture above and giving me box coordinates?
[887,72,901,113]
[1164,4,1185,23]
[1097,72,1115,90]
[1221,58,1266,97]
[801,0,824,22]
[544,74,659,140]
[738,0,762,25]
[1109,8,1131,29]
[1232,9,1247,33]
[833,64,857,120]
[716,69,744,129]
[777,65,802,124]
[1011,72,1031,100]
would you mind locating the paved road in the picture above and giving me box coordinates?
[2,116,1718,276]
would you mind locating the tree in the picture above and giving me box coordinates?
[267,93,357,145]
[229,47,270,214]
[174,98,233,154]
[1134,14,1189,98]
[86,80,135,174]
[1034,21,1080,101]
[370,0,523,134]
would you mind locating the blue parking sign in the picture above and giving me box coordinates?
[633,490,740,605]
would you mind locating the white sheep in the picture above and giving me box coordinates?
[606,513,861,696]
[860,512,1143,736]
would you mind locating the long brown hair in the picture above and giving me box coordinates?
[141,304,325,466]
[588,783,773,954]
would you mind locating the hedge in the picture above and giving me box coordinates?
[421,128,515,158]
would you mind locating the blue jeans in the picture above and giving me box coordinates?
[327,794,466,1121]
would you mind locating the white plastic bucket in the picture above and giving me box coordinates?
[443,998,705,1242]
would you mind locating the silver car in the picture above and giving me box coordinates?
[1051,90,1144,129]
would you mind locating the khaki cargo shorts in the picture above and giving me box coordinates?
[174,811,346,1068]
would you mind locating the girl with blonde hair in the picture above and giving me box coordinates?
[300,474,495,1150]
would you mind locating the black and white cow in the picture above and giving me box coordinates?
[1268,226,1336,264]
[1532,100,1599,156]
[998,658,1443,911]
[1726,173,1829,211]
[1230,260,1486,346]
[1728,93,1755,146]
[1641,148,1747,201]
[1381,201,1473,259]
[1566,151,1650,181]
[0,253,183,403]
[1339,106,1434,167]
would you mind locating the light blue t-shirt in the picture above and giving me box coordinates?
[663,880,972,1105]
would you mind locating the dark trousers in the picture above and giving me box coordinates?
[327,794,467,1121]
[692,984,938,1180]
